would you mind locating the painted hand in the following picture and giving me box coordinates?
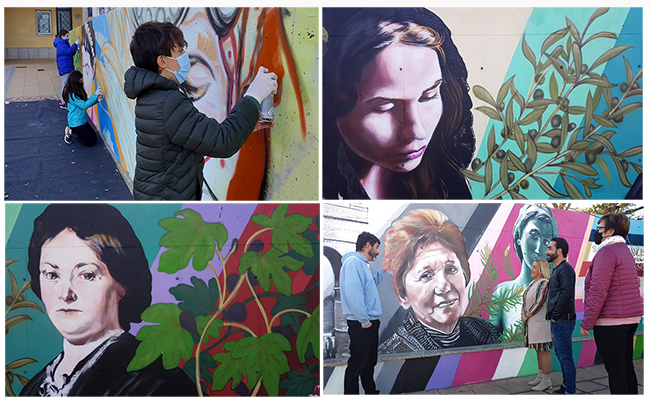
[580,326,590,337]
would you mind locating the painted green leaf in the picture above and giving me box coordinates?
[593,113,617,128]
[286,226,319,275]
[252,204,314,257]
[567,106,587,115]
[594,156,613,186]
[6,314,32,329]
[158,209,228,273]
[627,89,642,97]
[527,99,555,108]
[9,301,44,314]
[169,276,220,317]
[630,162,643,174]
[572,42,582,78]
[583,31,618,47]
[585,8,610,35]
[196,315,224,343]
[462,169,484,183]
[473,85,498,108]
[612,158,631,187]
[541,27,570,54]
[527,137,538,165]
[8,268,18,296]
[513,125,525,154]
[507,151,527,172]
[508,189,527,200]
[497,75,515,106]
[584,91,593,136]
[128,303,194,371]
[623,56,633,85]
[561,175,583,199]
[484,159,493,196]
[618,146,643,158]
[238,248,303,296]
[296,305,320,363]
[230,333,291,396]
[566,17,580,44]
[487,126,496,155]
[212,341,247,391]
[512,87,525,110]
[519,108,546,126]
[582,178,603,189]
[505,100,514,129]
[499,157,509,191]
[579,78,616,88]
[184,350,217,387]
[549,72,558,101]
[531,175,567,198]
[591,45,632,70]
[550,162,599,176]
[591,134,617,153]
[521,34,536,68]
[5,357,37,370]
[545,52,568,80]
[271,294,310,334]
[536,142,557,154]
[279,366,319,396]
[560,113,569,148]
[608,103,642,121]
[476,106,501,121]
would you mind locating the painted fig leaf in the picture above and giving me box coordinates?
[183,349,217,386]
[158,209,228,273]
[196,315,224,343]
[212,341,247,391]
[238,248,304,296]
[279,367,319,396]
[296,305,320,363]
[286,227,319,275]
[230,333,291,396]
[252,204,314,257]
[169,276,220,317]
[271,294,310,334]
[128,303,194,371]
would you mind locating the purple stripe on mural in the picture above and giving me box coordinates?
[426,354,461,390]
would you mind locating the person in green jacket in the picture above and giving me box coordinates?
[124,21,277,200]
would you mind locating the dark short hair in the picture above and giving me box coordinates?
[129,21,187,73]
[28,204,152,332]
[551,237,569,258]
[598,214,630,238]
[58,29,69,38]
[356,231,380,252]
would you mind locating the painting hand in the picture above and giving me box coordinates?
[76,38,80,47]
[244,66,278,103]
[253,116,274,132]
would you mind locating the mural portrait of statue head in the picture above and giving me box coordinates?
[323,8,475,200]
[378,209,499,353]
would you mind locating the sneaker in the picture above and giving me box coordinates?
[553,385,566,394]
[64,127,73,144]
[59,101,67,110]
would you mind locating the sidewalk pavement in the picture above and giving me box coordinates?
[409,359,644,395]
[4,59,132,200]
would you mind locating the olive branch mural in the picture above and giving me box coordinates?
[126,204,320,396]
[464,245,524,343]
[465,7,642,199]
[5,261,42,396]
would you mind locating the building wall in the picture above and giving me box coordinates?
[69,7,318,201]
[322,202,644,394]
[5,8,83,58]
[6,203,320,396]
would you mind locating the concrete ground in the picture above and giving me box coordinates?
[409,358,644,395]
[4,58,62,101]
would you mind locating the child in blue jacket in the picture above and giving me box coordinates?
[62,70,103,147]
[53,29,79,108]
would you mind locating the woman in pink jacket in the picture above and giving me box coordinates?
[580,214,643,394]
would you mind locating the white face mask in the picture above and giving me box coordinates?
[165,52,190,84]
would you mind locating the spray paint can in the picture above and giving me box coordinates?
[259,95,274,122]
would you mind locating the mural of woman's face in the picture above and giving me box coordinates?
[518,217,554,270]
[336,44,444,173]
[399,241,466,333]
[39,228,125,345]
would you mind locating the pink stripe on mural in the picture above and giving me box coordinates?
[452,350,503,386]
[577,340,598,367]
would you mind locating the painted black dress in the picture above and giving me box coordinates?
[19,332,197,396]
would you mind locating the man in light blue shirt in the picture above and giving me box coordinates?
[340,231,385,394]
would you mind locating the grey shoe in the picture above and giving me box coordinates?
[64,126,73,144]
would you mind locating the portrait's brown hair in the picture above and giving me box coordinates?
[382,209,470,299]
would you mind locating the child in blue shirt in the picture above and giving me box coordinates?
[53,29,80,108]
[62,70,103,147]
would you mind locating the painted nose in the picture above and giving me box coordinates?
[433,272,451,295]
[401,103,428,141]
[59,284,78,302]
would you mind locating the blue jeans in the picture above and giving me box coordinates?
[551,320,576,394]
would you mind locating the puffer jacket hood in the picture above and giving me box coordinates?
[124,66,177,99]
[53,37,78,76]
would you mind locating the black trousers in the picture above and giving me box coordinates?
[71,122,97,147]
[593,323,639,394]
[344,319,380,394]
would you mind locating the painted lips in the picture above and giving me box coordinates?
[436,298,458,309]
[403,146,426,160]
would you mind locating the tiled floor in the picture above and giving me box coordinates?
[5,58,62,102]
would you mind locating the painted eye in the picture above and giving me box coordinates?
[42,271,59,280]
[80,272,96,281]
[445,266,459,275]
[420,88,440,102]
[418,271,434,281]
[372,102,395,112]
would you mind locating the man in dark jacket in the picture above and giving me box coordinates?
[123,21,277,200]
[546,237,576,394]
[53,29,79,108]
